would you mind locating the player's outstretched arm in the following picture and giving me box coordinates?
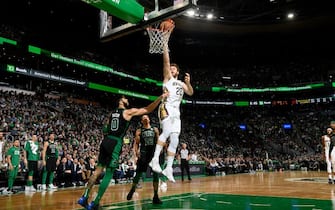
[162,47,172,83]
[124,92,169,120]
[183,73,194,96]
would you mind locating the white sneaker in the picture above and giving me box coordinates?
[48,184,58,189]
[30,186,37,192]
[41,184,47,191]
[162,167,175,183]
[2,188,13,194]
[25,186,30,192]
[149,158,162,173]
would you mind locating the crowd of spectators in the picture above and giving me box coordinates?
[1,87,334,192]
[180,103,334,175]
[0,89,138,190]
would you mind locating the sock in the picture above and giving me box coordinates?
[42,170,47,184]
[49,172,55,185]
[167,156,174,168]
[153,145,163,160]
[83,188,91,198]
[27,180,33,186]
[329,175,332,179]
[94,168,114,205]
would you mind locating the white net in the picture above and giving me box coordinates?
[146,28,172,54]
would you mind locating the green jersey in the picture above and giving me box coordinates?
[139,127,156,156]
[46,141,58,158]
[24,140,40,161]
[7,146,20,167]
[107,109,130,139]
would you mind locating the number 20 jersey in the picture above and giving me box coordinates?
[163,77,184,117]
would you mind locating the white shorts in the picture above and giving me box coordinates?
[161,115,181,135]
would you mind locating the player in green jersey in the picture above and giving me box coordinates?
[126,114,166,204]
[41,133,60,190]
[24,134,40,192]
[3,139,21,194]
[78,92,168,210]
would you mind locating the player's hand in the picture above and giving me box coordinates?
[160,19,175,32]
[184,73,191,84]
[42,160,46,166]
[161,91,169,100]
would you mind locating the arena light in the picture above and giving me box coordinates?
[0,36,17,46]
[206,13,213,19]
[287,12,295,19]
[186,9,195,16]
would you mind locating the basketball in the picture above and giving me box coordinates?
[160,19,175,32]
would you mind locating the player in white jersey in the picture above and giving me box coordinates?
[322,128,332,184]
[149,25,194,182]
[0,132,4,164]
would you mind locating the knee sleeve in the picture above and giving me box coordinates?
[167,133,179,154]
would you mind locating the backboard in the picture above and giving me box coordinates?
[99,0,197,42]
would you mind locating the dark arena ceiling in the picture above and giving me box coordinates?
[1,0,334,55]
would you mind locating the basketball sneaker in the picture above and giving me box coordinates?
[41,184,47,191]
[87,201,99,210]
[162,167,175,183]
[26,185,37,192]
[149,158,162,174]
[77,196,88,208]
[25,186,30,192]
[48,184,58,190]
[30,186,37,192]
[2,188,13,195]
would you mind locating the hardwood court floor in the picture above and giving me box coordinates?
[0,171,334,210]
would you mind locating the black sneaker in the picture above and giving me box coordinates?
[153,196,163,204]
[87,201,99,210]
[127,188,135,200]
[77,196,88,208]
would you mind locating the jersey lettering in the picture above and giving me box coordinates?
[111,118,119,131]
[176,87,183,96]
[30,141,39,155]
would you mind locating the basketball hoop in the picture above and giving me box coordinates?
[146,22,173,54]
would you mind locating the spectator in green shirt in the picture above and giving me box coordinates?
[3,139,21,194]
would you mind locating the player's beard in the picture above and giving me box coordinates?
[124,101,130,109]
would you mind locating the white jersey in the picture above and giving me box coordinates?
[163,77,184,117]
[0,141,3,161]
[324,135,331,152]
